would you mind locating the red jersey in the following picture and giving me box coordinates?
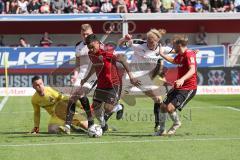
[173,49,197,90]
[88,49,120,89]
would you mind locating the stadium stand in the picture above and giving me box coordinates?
[0,0,239,14]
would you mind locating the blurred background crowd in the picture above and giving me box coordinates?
[0,0,240,14]
[0,25,209,47]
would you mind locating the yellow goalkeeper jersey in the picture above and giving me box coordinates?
[31,87,67,128]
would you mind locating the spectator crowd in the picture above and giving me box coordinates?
[0,0,240,14]
[0,32,53,47]
[0,26,209,47]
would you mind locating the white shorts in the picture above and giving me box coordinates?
[73,79,92,88]
[123,71,170,95]
[128,70,157,92]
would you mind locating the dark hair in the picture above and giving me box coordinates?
[19,37,25,41]
[32,75,41,84]
[85,34,99,45]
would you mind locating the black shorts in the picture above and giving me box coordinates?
[93,85,120,105]
[163,89,197,111]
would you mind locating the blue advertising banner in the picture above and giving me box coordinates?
[0,47,75,68]
[0,14,123,21]
[189,45,225,67]
[0,45,225,69]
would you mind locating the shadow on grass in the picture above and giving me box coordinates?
[0,131,202,139]
[105,131,153,138]
[0,131,87,138]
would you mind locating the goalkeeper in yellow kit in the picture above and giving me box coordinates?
[31,76,88,134]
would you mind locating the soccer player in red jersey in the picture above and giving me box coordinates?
[157,35,197,136]
[81,34,141,131]
[59,24,124,134]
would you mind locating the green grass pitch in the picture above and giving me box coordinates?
[0,95,240,160]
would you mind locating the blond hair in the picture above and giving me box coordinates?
[147,28,166,40]
[81,24,92,31]
[173,34,188,46]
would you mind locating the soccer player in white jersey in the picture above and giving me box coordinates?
[59,24,124,134]
[118,29,173,134]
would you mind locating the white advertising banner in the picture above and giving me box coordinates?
[0,86,240,96]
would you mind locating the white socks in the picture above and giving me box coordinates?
[111,103,123,113]
[94,105,106,128]
[169,111,180,125]
[159,111,167,131]
[65,124,71,129]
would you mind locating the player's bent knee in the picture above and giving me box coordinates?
[104,103,114,113]
[48,124,60,134]
[166,104,175,113]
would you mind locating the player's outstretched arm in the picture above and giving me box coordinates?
[158,47,175,64]
[164,49,199,55]
[169,49,199,55]
[194,49,200,54]
[175,65,196,88]
[116,54,141,87]
[118,34,133,47]
[100,23,114,42]
[31,101,40,134]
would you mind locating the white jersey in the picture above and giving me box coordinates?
[125,42,172,92]
[131,43,172,64]
[74,41,92,87]
[75,41,91,78]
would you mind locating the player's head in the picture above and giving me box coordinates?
[172,35,188,53]
[146,29,166,50]
[32,76,45,95]
[80,24,93,42]
[85,34,100,54]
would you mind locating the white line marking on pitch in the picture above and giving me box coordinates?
[0,96,9,111]
[226,107,240,112]
[126,106,240,111]
[1,106,240,114]
[0,137,240,147]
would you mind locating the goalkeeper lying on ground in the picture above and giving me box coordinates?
[31,75,88,134]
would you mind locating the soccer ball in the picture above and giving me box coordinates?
[88,124,103,138]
